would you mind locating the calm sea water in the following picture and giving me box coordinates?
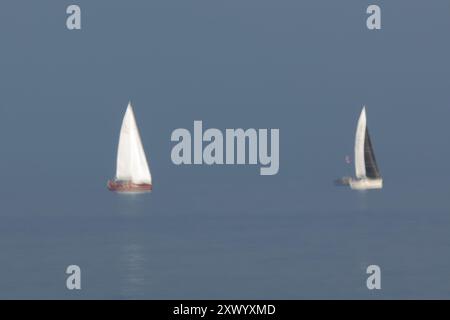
[1,1,450,299]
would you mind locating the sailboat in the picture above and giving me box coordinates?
[107,102,152,192]
[337,106,383,190]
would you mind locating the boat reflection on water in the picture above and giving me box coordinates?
[119,243,147,298]
[356,189,370,212]
[113,191,150,217]
[113,195,153,298]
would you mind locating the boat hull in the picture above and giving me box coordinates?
[349,178,383,190]
[107,180,152,193]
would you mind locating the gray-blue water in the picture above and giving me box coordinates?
[1,0,450,299]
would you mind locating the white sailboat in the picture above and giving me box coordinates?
[107,102,152,192]
[337,106,383,190]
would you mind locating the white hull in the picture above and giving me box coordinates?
[349,178,383,190]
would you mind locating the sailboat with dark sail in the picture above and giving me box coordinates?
[337,106,383,190]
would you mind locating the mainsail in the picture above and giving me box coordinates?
[354,107,380,179]
[115,103,152,184]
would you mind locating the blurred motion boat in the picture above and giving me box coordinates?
[107,102,152,193]
[337,106,383,190]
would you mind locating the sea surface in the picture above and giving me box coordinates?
[0,1,450,299]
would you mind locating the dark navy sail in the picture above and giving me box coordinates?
[364,127,381,179]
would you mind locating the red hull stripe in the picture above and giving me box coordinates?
[107,180,152,192]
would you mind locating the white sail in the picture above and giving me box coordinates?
[116,103,152,184]
[354,106,367,179]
